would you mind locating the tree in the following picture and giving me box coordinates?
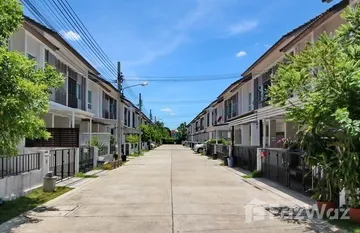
[0,0,64,157]
[125,134,139,144]
[176,122,188,141]
[138,121,170,144]
[268,5,360,207]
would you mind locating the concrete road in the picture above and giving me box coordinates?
[10,145,322,233]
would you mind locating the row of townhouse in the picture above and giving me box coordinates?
[11,16,151,155]
[188,0,355,148]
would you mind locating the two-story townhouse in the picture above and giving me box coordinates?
[188,80,240,145]
[225,7,334,149]
[191,111,207,143]
[12,16,147,155]
[10,16,97,153]
[217,76,258,146]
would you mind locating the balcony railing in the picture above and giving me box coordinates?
[54,88,66,106]
[103,109,109,119]
[68,93,77,108]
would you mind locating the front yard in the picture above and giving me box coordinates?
[0,187,72,224]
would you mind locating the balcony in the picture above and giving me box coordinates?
[103,109,109,119]
[51,88,66,106]
[68,93,77,108]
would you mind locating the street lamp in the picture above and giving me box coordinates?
[116,74,148,158]
[122,82,148,93]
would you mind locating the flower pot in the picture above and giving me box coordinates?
[349,208,360,223]
[316,201,336,213]
[121,155,127,162]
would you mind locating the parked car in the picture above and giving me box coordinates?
[194,141,208,153]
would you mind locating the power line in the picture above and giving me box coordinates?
[123,75,240,82]
[145,100,212,104]
[124,72,241,79]
[22,0,148,111]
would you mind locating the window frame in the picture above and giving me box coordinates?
[87,90,92,110]
[76,83,81,100]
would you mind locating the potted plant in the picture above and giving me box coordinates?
[300,131,339,212]
[337,135,360,223]
[113,153,119,161]
[311,174,337,213]
[278,137,300,150]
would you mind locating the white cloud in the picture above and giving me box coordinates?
[125,35,188,66]
[264,44,270,48]
[236,51,247,58]
[161,108,173,112]
[60,30,81,41]
[161,108,177,116]
[125,0,237,66]
[228,20,258,35]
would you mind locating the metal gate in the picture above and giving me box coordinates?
[233,146,259,171]
[261,149,313,195]
[79,147,94,173]
[49,149,76,181]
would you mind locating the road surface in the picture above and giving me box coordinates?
[10,145,325,233]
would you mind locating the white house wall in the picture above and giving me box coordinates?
[26,33,43,66]
[42,34,90,76]
[9,28,25,53]
[87,79,100,117]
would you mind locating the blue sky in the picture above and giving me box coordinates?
[28,0,339,129]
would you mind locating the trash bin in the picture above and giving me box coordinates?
[227,156,234,167]
[223,156,229,166]
[43,172,57,192]
[212,153,218,160]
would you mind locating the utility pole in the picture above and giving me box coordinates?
[117,61,123,158]
[138,93,142,154]
[139,93,142,111]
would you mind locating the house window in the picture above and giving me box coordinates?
[200,118,204,130]
[132,112,135,128]
[27,53,35,60]
[206,113,210,127]
[88,90,92,110]
[212,108,218,125]
[124,108,128,126]
[248,93,252,111]
[225,93,238,121]
[27,53,37,69]
[232,94,238,118]
[76,83,81,99]
[128,111,130,127]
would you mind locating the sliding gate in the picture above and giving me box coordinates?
[49,149,76,181]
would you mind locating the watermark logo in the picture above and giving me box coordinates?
[244,198,350,223]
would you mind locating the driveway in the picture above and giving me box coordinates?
[9,145,325,232]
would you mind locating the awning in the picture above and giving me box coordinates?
[124,127,142,134]
[228,112,257,127]
[49,101,94,119]
[92,117,117,126]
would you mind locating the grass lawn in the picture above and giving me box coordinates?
[0,186,72,224]
[328,219,360,233]
[242,170,262,179]
[75,172,98,178]
[130,152,144,157]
